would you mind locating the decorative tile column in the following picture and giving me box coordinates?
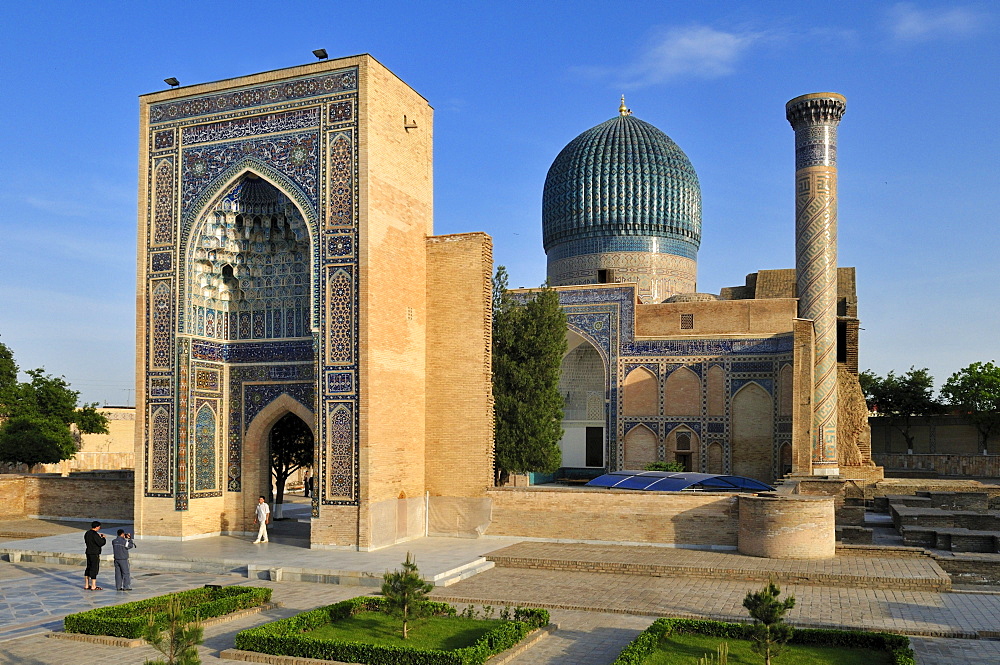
[786,93,846,476]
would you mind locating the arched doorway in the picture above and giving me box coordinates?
[557,330,607,470]
[269,412,314,519]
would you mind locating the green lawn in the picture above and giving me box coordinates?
[643,632,894,665]
[304,611,498,651]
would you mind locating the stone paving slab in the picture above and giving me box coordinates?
[431,566,1000,638]
[1,561,999,665]
[0,531,521,584]
[485,541,952,590]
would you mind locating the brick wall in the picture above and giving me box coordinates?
[0,472,134,521]
[425,233,494,498]
[484,487,739,547]
[870,415,987,455]
[634,298,797,337]
[874,453,1000,477]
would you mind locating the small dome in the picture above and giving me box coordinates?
[664,293,719,303]
[542,112,701,259]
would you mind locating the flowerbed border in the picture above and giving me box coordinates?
[610,617,915,665]
[63,586,273,639]
[233,596,550,665]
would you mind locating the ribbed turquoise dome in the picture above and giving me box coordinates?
[542,114,701,261]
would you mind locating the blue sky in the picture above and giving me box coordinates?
[0,1,997,405]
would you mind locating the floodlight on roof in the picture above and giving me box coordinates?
[312,49,328,60]
[164,77,180,88]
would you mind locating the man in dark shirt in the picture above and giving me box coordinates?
[84,521,106,590]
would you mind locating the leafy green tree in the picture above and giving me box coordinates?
[644,461,686,472]
[142,594,204,665]
[0,341,109,468]
[941,361,1000,454]
[492,266,567,486]
[0,416,77,467]
[381,552,433,639]
[743,580,795,665]
[859,367,942,452]
[269,412,313,517]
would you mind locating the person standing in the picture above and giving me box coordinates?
[253,495,270,543]
[83,521,106,590]
[112,529,136,591]
[303,469,312,498]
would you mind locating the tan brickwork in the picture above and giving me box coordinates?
[484,487,739,547]
[791,319,815,475]
[0,473,133,521]
[348,56,433,549]
[738,494,835,558]
[635,298,798,338]
[425,233,494,499]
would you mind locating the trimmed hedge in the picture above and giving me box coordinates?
[64,586,272,639]
[234,596,549,665]
[611,618,915,665]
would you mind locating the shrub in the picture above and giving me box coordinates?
[63,586,271,639]
[234,596,550,665]
[611,618,914,665]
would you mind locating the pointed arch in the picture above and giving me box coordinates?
[623,424,658,470]
[182,158,317,244]
[731,382,774,483]
[707,442,725,474]
[664,366,700,416]
[778,364,793,417]
[194,404,219,492]
[707,364,725,416]
[623,367,658,416]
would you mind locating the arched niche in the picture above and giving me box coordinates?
[667,426,699,471]
[184,173,313,342]
[664,366,700,416]
[623,367,658,416]
[778,364,793,417]
[707,442,725,474]
[731,382,774,484]
[623,424,658,470]
[707,365,725,416]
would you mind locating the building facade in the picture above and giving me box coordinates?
[543,98,879,484]
[134,55,493,549]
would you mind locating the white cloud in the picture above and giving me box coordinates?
[577,25,760,89]
[888,3,984,42]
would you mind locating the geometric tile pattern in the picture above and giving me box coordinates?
[555,285,794,472]
[141,66,361,508]
[788,94,846,469]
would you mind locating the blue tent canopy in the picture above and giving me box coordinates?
[585,470,775,492]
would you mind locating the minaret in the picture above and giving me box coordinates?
[786,92,846,476]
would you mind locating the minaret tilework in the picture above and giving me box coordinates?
[786,92,846,475]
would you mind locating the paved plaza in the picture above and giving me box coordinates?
[1,530,999,664]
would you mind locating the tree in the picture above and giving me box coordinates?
[0,416,77,467]
[492,266,567,486]
[743,580,795,665]
[941,361,1000,454]
[381,552,433,639]
[142,594,204,665]
[859,367,941,452]
[0,341,109,469]
[269,413,313,518]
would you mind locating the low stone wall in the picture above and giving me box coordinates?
[0,472,133,521]
[484,487,739,548]
[875,453,1000,478]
